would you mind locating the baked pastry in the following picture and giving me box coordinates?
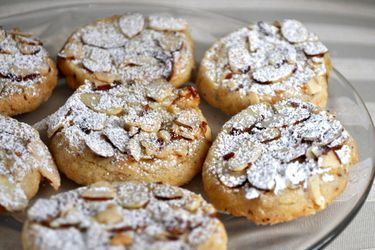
[58,13,194,89]
[22,181,227,250]
[197,19,332,115]
[202,99,358,224]
[42,79,211,186]
[0,27,58,116]
[0,115,60,213]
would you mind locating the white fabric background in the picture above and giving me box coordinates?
[0,0,374,249]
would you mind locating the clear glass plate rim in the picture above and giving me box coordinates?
[1,2,375,249]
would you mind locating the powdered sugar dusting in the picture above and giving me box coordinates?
[207,99,353,198]
[0,115,60,212]
[24,182,222,249]
[59,13,191,86]
[43,80,208,174]
[0,28,50,96]
[201,19,329,98]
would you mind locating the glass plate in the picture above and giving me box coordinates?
[0,2,374,250]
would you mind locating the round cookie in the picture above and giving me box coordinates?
[22,181,227,250]
[43,79,211,186]
[58,13,194,89]
[0,115,60,213]
[0,28,58,116]
[197,19,332,115]
[203,99,358,224]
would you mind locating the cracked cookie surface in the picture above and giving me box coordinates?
[22,181,227,250]
[58,13,194,89]
[197,19,332,115]
[203,99,358,224]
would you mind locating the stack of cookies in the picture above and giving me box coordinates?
[0,14,359,250]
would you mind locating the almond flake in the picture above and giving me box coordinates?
[111,233,133,246]
[81,182,116,200]
[281,19,308,43]
[103,127,129,153]
[217,168,247,188]
[118,13,144,38]
[148,15,188,31]
[228,47,251,73]
[95,204,123,224]
[153,185,183,200]
[302,41,328,56]
[226,140,262,172]
[252,64,295,83]
[158,33,183,52]
[81,23,127,48]
[85,132,115,157]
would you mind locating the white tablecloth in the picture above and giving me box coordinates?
[1,0,374,249]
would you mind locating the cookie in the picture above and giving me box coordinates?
[0,28,58,116]
[42,79,211,186]
[58,13,194,89]
[202,99,358,224]
[197,20,332,115]
[0,115,60,213]
[22,181,227,250]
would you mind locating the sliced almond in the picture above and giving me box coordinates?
[81,23,127,48]
[80,93,122,115]
[334,145,351,165]
[146,83,174,102]
[227,141,262,172]
[158,33,183,52]
[148,15,188,31]
[85,132,115,158]
[120,191,149,209]
[95,204,123,224]
[0,29,6,43]
[184,195,202,213]
[245,187,261,200]
[281,19,308,43]
[308,175,326,208]
[118,13,144,38]
[157,130,171,143]
[318,150,341,169]
[140,139,159,156]
[17,44,40,55]
[218,168,247,188]
[94,72,115,84]
[153,185,183,200]
[127,137,142,161]
[111,233,133,246]
[174,110,200,129]
[257,127,281,143]
[139,111,162,133]
[302,41,328,56]
[228,46,251,73]
[103,127,129,153]
[123,54,158,67]
[81,182,116,200]
[252,64,295,83]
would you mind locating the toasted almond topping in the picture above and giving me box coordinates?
[120,191,149,209]
[158,33,183,52]
[81,182,116,200]
[148,15,188,31]
[281,19,308,43]
[228,47,251,73]
[111,233,133,246]
[95,204,123,224]
[184,195,202,213]
[118,13,144,38]
[252,64,295,83]
[153,185,183,200]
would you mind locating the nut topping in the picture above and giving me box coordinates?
[81,182,116,200]
[228,47,251,73]
[111,233,133,246]
[118,13,144,38]
[153,185,183,200]
[148,15,188,31]
[95,204,123,224]
[281,19,308,43]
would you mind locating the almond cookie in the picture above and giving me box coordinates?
[203,99,358,224]
[58,13,194,89]
[42,79,211,186]
[197,20,332,115]
[0,28,58,116]
[0,115,60,213]
[22,181,227,250]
